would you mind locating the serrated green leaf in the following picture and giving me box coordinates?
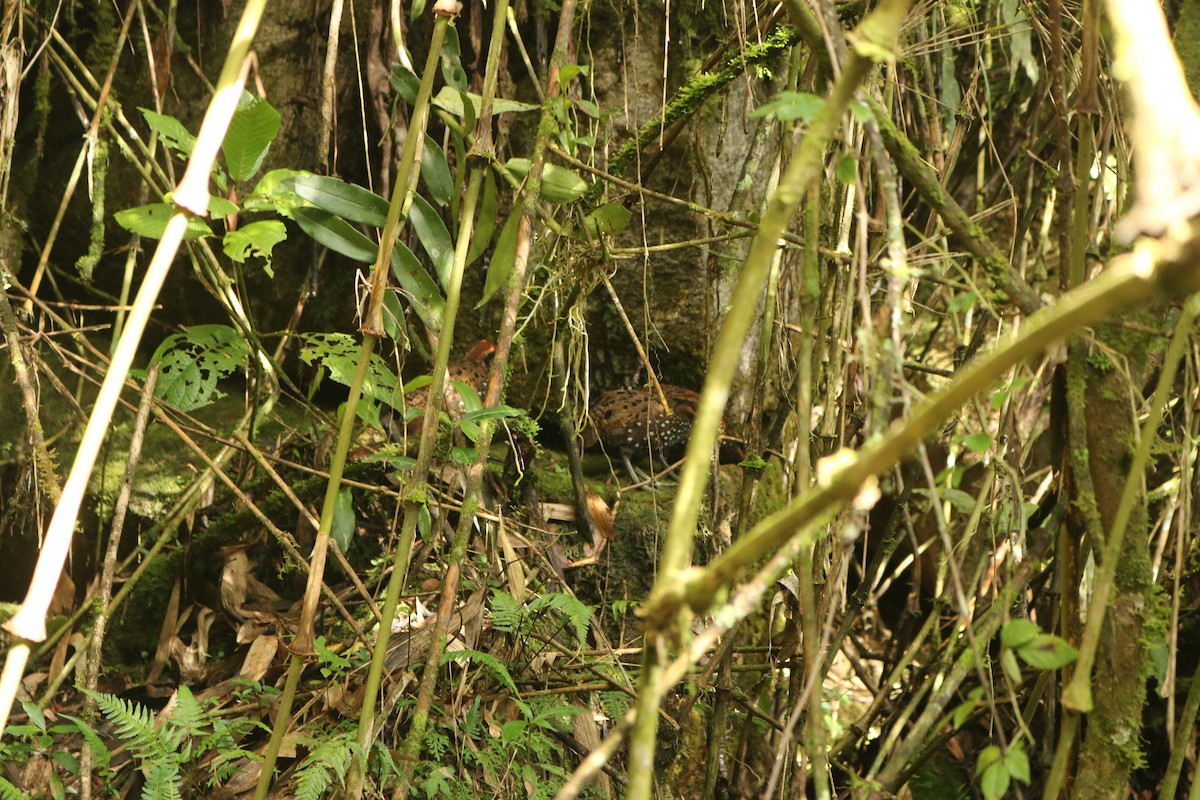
[975,744,1002,773]
[950,687,983,730]
[848,100,874,123]
[222,93,281,182]
[948,290,978,313]
[1017,633,1079,670]
[478,210,521,307]
[139,108,195,157]
[421,138,454,206]
[114,203,212,241]
[288,175,389,227]
[558,63,587,89]
[292,207,376,262]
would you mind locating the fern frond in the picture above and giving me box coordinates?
[84,689,173,764]
[140,762,183,800]
[168,686,207,738]
[440,649,519,697]
[59,713,113,770]
[529,593,594,649]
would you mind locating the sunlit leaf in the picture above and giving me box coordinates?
[222,93,281,182]
[288,175,388,227]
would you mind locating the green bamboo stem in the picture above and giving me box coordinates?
[322,12,459,799]
[624,2,909,794]
[0,0,269,738]
[253,10,454,797]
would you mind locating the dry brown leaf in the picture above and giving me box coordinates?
[238,634,279,681]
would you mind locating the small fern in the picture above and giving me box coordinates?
[83,689,181,777]
[0,777,24,800]
[440,649,520,699]
[488,590,594,650]
[81,685,264,799]
[527,592,593,649]
[292,729,359,800]
[140,762,184,800]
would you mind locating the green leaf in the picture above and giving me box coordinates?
[557,63,588,90]
[430,86,538,118]
[287,175,389,227]
[500,720,527,745]
[149,324,250,412]
[410,194,454,287]
[950,687,983,730]
[243,168,312,217]
[980,761,1010,800]
[948,290,978,313]
[139,108,195,157]
[750,91,824,122]
[222,93,281,182]
[440,26,466,91]
[392,241,445,333]
[207,196,239,217]
[440,649,521,697]
[1002,0,1040,84]
[1001,619,1040,648]
[848,100,874,123]
[331,488,355,552]
[835,154,858,184]
[963,432,992,453]
[114,203,212,241]
[460,405,525,423]
[1016,633,1079,670]
[466,171,498,266]
[478,210,521,307]
[421,138,454,206]
[1001,648,1022,685]
[292,207,377,262]
[940,487,977,513]
[584,201,632,237]
[223,220,288,276]
[388,65,420,105]
[1004,747,1030,784]
[504,158,587,204]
